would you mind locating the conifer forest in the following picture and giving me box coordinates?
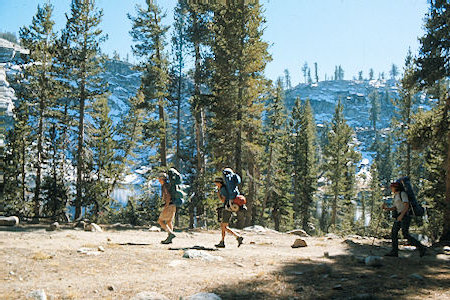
[0,0,449,245]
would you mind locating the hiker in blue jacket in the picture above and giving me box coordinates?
[214,175,243,248]
[382,182,426,257]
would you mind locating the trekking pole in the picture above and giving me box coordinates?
[371,206,384,248]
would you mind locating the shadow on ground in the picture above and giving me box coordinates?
[209,239,450,300]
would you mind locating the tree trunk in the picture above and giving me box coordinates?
[439,95,450,242]
[75,86,85,220]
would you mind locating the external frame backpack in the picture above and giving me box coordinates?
[167,168,186,207]
[396,176,425,217]
[222,168,241,200]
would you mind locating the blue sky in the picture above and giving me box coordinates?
[0,0,428,85]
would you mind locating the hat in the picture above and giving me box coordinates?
[390,182,400,188]
[213,177,224,184]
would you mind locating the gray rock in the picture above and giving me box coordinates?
[48,222,60,231]
[291,239,307,248]
[332,284,343,290]
[131,291,170,300]
[0,216,19,226]
[364,256,383,267]
[183,250,223,261]
[27,289,46,300]
[408,273,424,280]
[107,285,115,291]
[183,293,221,300]
[85,223,103,232]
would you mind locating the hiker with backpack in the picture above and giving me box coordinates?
[213,168,244,248]
[158,172,177,244]
[382,180,426,257]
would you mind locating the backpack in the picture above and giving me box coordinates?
[222,168,241,200]
[167,168,186,207]
[396,176,425,217]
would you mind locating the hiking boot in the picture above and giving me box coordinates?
[384,251,398,257]
[419,246,427,257]
[161,237,172,244]
[215,241,225,248]
[237,236,244,247]
[168,233,176,242]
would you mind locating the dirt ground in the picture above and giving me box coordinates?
[1,224,449,300]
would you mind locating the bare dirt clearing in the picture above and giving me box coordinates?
[1,225,449,299]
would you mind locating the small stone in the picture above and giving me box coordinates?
[9,271,14,275]
[27,289,47,300]
[324,251,329,258]
[333,284,343,290]
[390,274,398,279]
[234,262,244,267]
[98,246,105,252]
[254,262,261,266]
[107,285,115,291]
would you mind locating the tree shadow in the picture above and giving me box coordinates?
[209,239,450,299]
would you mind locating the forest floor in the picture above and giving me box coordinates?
[1,224,449,300]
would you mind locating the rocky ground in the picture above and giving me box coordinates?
[1,224,449,300]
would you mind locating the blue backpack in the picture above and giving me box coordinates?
[167,168,186,207]
[396,176,425,217]
[222,168,241,200]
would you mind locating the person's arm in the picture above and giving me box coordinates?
[162,185,170,207]
[217,189,225,203]
[397,192,409,221]
[382,203,396,211]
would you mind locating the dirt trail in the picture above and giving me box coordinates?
[1,225,449,299]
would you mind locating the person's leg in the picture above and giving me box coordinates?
[401,215,426,256]
[386,220,401,256]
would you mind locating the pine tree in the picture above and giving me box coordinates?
[323,99,360,231]
[314,62,319,83]
[358,71,363,81]
[184,1,212,228]
[261,80,291,230]
[376,134,394,186]
[368,89,380,149]
[404,0,450,242]
[171,0,189,171]
[209,0,271,227]
[284,69,292,89]
[369,68,374,80]
[290,97,318,232]
[60,0,108,219]
[302,62,308,83]
[368,162,383,235]
[19,3,59,222]
[129,0,170,169]
[390,64,398,80]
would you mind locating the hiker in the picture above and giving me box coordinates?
[382,181,426,257]
[214,175,244,248]
[158,172,176,244]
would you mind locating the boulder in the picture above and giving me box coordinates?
[131,291,170,300]
[286,229,310,237]
[291,239,307,248]
[0,216,19,226]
